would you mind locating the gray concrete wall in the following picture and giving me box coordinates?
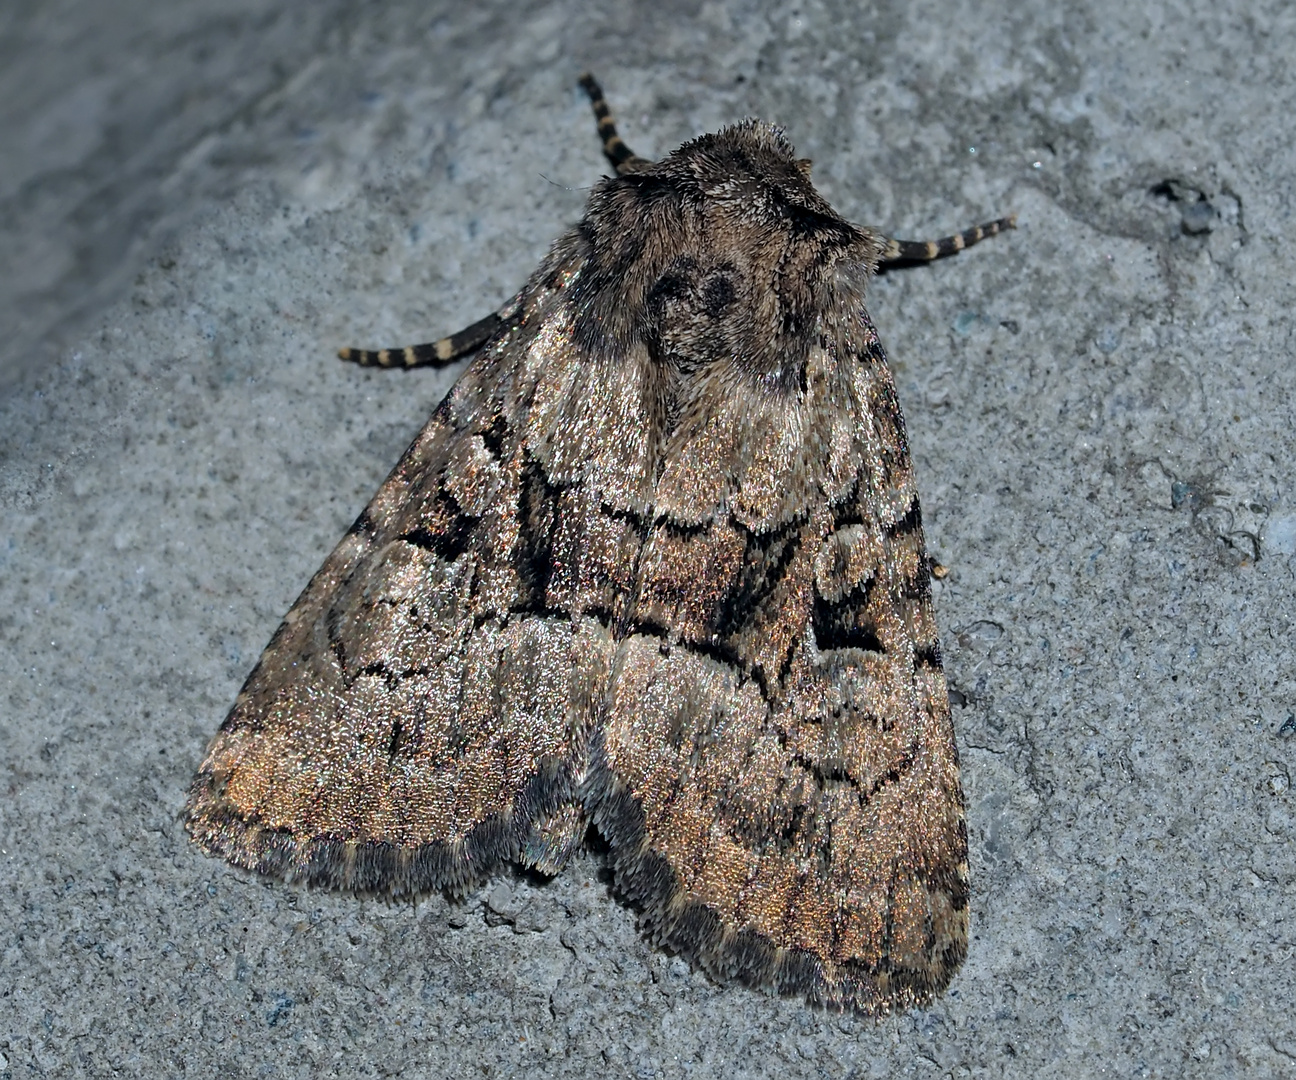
[2,1,1294,1076]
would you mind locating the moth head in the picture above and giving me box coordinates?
[575,120,882,390]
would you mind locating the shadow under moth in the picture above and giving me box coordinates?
[186,74,1014,1014]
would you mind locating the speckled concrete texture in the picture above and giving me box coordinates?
[2,2,1294,1076]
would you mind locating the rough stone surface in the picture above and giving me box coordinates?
[2,1,1294,1077]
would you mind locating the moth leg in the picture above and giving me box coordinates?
[338,309,504,368]
[879,214,1017,264]
[579,73,653,174]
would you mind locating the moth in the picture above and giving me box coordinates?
[186,75,1013,1014]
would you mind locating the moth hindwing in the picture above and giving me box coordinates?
[187,74,1014,1015]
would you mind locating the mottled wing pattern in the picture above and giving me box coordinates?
[185,252,611,894]
[589,305,967,1012]
[186,117,969,1014]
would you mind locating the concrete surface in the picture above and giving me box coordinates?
[2,1,1294,1076]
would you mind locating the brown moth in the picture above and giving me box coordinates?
[186,74,1013,1014]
